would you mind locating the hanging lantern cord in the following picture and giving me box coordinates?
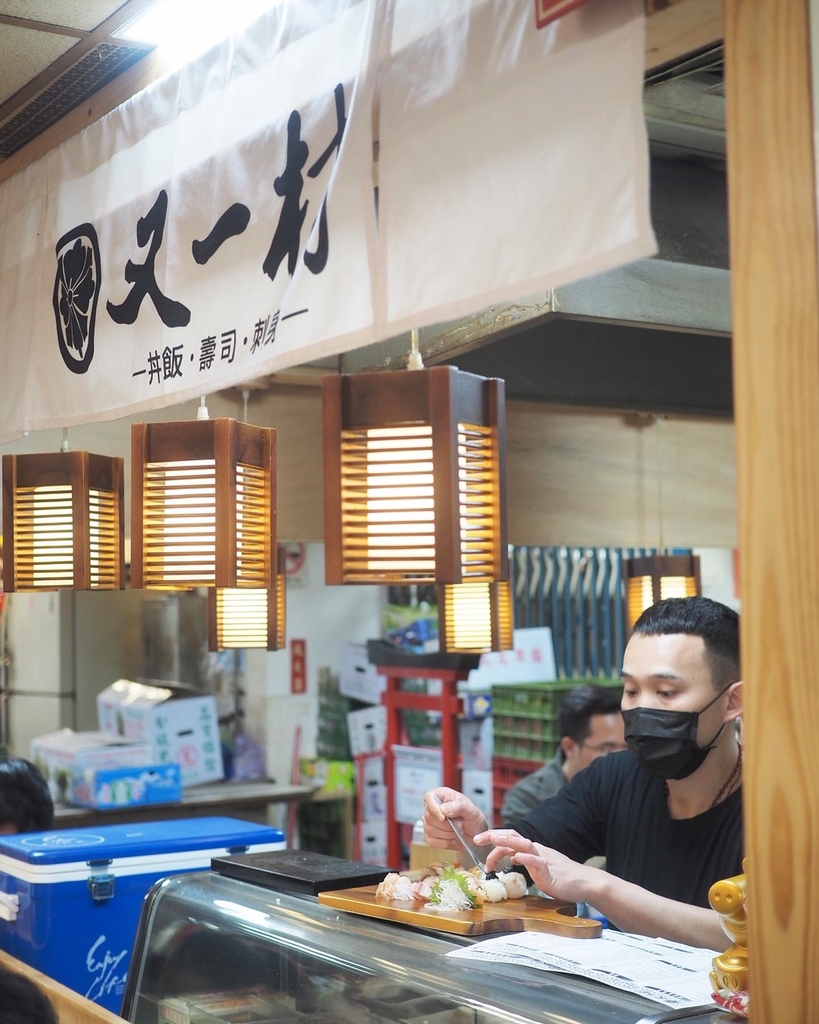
[407,327,424,370]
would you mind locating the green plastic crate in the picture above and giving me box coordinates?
[491,678,621,762]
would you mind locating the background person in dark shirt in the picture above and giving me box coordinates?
[0,757,54,834]
[501,683,625,824]
[424,596,743,950]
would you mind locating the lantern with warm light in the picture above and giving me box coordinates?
[2,451,124,591]
[131,417,276,589]
[207,546,286,651]
[438,579,513,653]
[323,365,507,585]
[624,553,701,628]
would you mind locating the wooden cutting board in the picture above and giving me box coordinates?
[318,885,603,938]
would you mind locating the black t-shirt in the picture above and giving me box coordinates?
[510,751,743,908]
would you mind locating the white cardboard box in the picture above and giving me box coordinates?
[462,769,494,829]
[392,745,442,825]
[30,729,154,802]
[347,705,387,756]
[358,753,387,822]
[339,643,385,705]
[97,680,224,787]
[358,819,388,866]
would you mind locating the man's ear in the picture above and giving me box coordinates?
[560,736,578,760]
[726,679,743,719]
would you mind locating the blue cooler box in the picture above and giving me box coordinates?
[0,816,285,1014]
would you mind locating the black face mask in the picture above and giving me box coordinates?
[622,683,733,781]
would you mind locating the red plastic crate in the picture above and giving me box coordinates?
[491,755,543,824]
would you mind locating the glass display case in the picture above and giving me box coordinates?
[122,869,727,1024]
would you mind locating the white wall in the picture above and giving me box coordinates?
[243,542,384,790]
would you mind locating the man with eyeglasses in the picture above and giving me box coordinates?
[501,684,625,824]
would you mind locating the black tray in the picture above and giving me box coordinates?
[366,639,481,672]
[211,849,391,896]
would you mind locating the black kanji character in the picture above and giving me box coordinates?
[250,317,268,354]
[107,190,191,328]
[220,329,237,364]
[304,83,346,274]
[147,350,162,384]
[192,204,251,265]
[264,311,280,346]
[162,344,184,379]
[200,335,217,370]
[262,110,309,282]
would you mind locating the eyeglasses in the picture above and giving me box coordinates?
[580,741,628,755]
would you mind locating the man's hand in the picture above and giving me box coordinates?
[476,829,598,904]
[422,788,488,849]
[476,829,728,950]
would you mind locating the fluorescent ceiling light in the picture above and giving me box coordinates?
[121,0,280,69]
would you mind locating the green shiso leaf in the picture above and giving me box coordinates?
[428,866,478,909]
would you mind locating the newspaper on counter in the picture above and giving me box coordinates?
[447,929,719,1010]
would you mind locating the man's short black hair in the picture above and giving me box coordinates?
[631,596,740,689]
[0,757,54,833]
[0,965,58,1024]
[557,683,623,746]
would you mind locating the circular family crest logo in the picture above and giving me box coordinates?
[52,223,102,374]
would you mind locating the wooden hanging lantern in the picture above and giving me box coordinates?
[207,545,286,651]
[2,451,124,591]
[323,366,508,585]
[131,418,276,589]
[438,579,514,653]
[624,553,702,628]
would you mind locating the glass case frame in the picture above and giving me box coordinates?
[122,869,726,1024]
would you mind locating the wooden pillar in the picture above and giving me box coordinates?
[724,0,819,1019]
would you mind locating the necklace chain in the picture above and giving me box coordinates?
[663,744,743,809]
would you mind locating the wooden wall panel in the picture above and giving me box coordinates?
[725,0,819,1018]
[504,403,736,548]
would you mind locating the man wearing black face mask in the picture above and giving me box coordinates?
[423,596,743,951]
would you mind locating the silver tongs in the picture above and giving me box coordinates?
[434,795,496,879]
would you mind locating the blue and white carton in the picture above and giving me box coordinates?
[70,763,183,809]
[0,816,285,1015]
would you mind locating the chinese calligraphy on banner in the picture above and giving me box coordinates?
[0,0,654,441]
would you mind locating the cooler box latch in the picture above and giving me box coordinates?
[87,861,115,902]
[0,892,19,922]
[226,845,249,855]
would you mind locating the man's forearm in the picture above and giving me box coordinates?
[585,871,727,951]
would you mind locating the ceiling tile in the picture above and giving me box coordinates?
[0,24,75,105]
[0,1,126,32]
